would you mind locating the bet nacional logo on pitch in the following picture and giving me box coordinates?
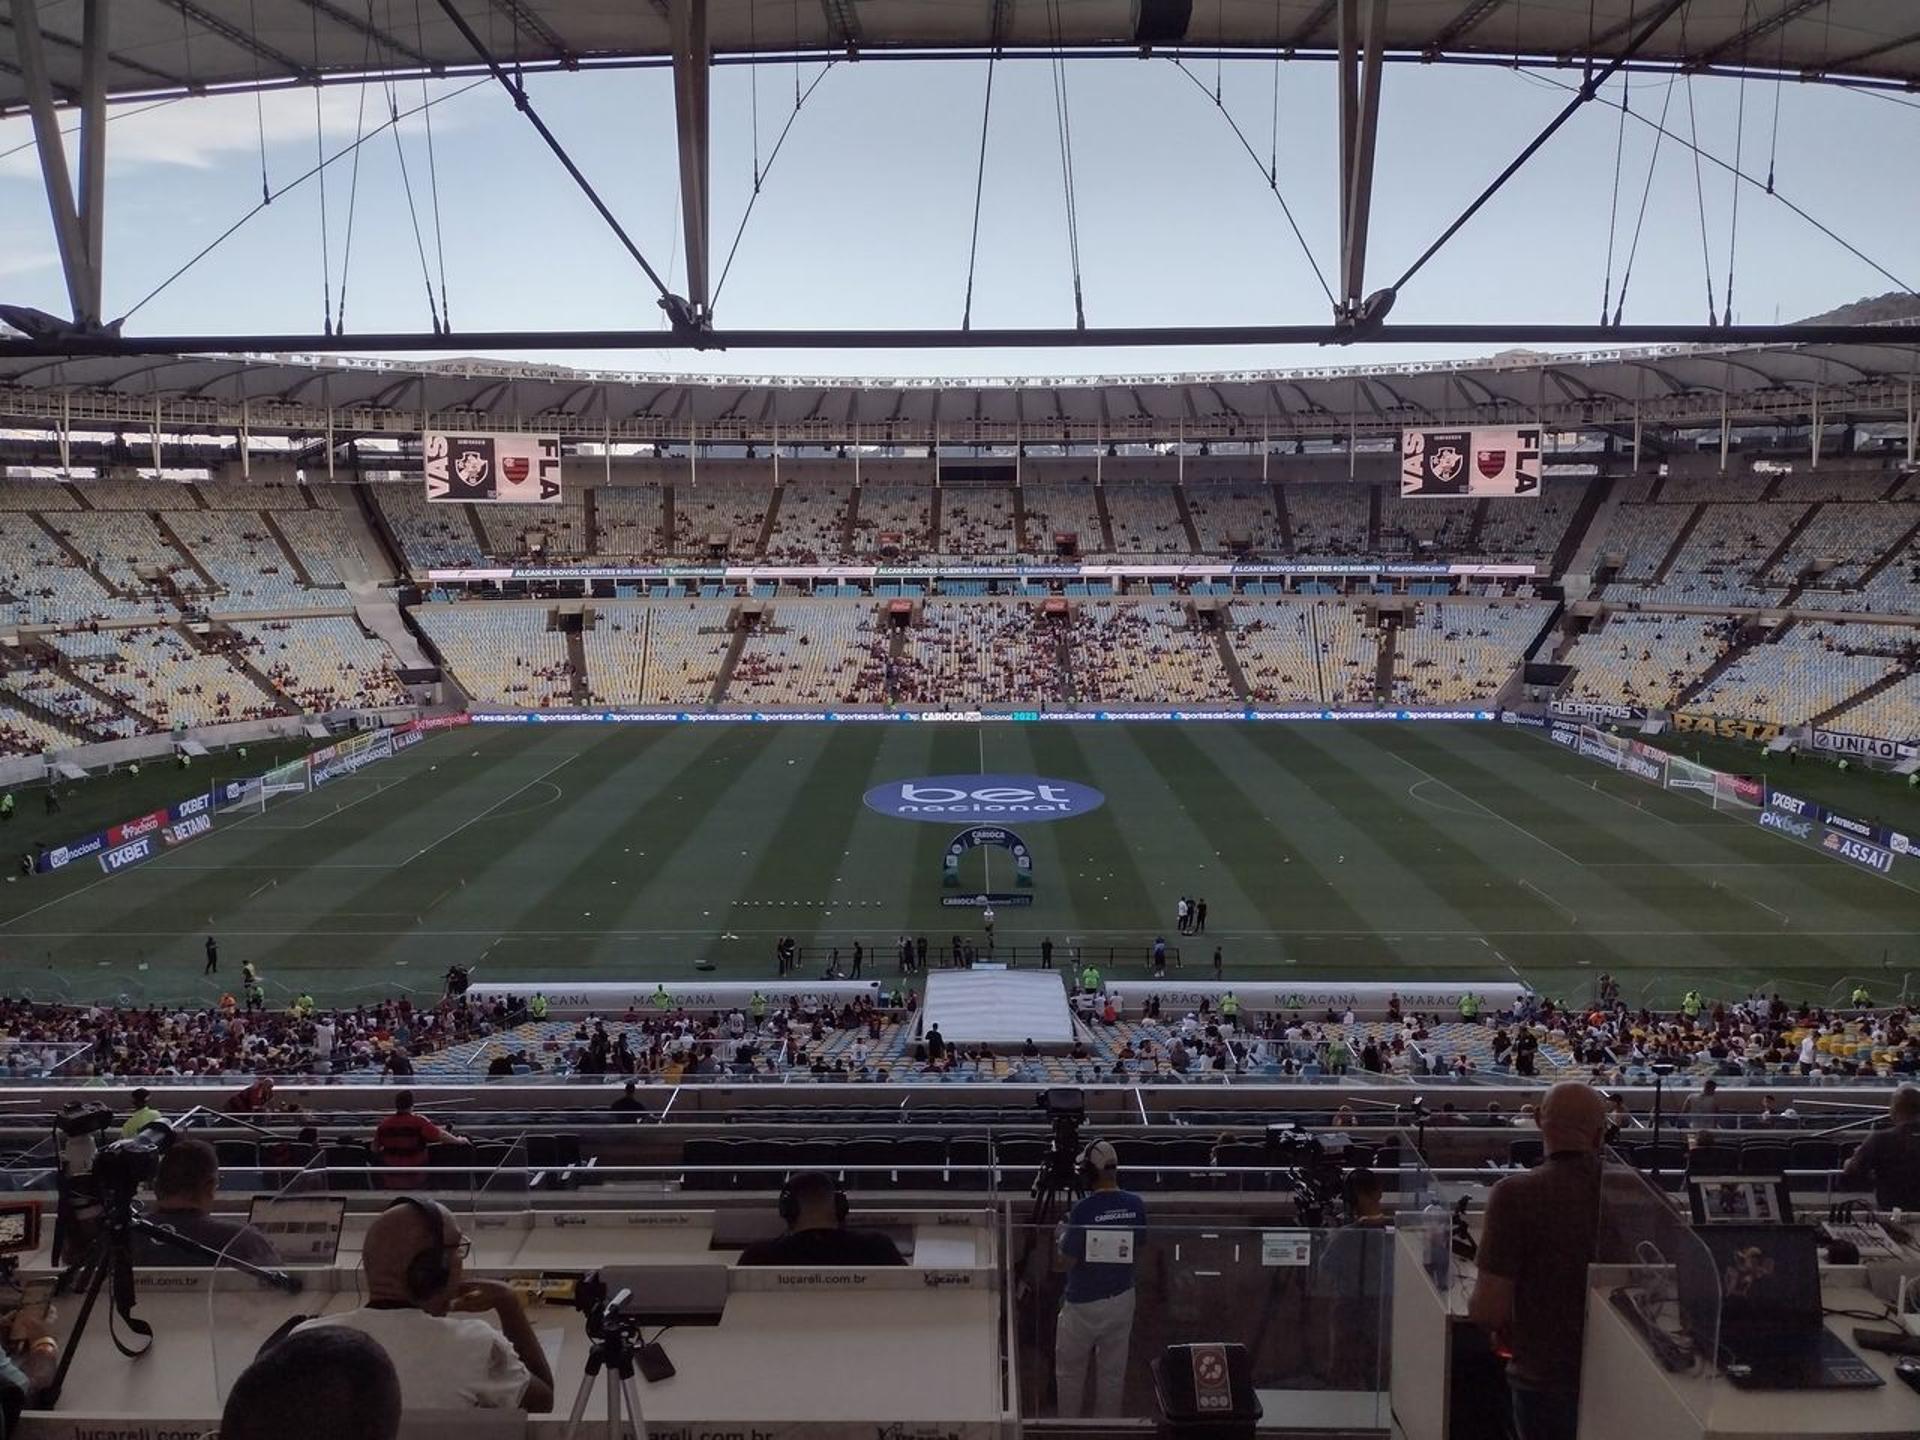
[863,774,1105,823]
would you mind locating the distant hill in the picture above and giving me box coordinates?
[1796,292,1920,326]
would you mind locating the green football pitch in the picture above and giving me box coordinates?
[0,721,1914,1011]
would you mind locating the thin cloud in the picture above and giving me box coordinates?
[0,82,475,179]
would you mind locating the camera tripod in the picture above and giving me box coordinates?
[43,1207,297,1407]
[563,1303,651,1440]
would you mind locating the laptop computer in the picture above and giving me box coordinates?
[1679,1224,1882,1390]
[246,1195,347,1267]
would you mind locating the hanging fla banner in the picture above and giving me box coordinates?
[424,431,562,504]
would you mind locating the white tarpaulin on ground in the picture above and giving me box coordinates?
[921,970,1075,1046]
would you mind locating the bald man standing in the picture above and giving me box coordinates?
[1469,1081,1609,1440]
[298,1199,553,1414]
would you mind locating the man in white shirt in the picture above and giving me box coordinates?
[298,1197,554,1413]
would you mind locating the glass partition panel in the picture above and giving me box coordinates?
[1008,1221,1390,1429]
[1589,1154,1722,1435]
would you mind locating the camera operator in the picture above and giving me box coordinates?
[1054,1139,1145,1419]
[1469,1081,1607,1440]
[130,1137,281,1268]
[298,1198,553,1414]
[737,1171,906,1266]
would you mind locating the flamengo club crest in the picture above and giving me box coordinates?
[1476,448,1507,480]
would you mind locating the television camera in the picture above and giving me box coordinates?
[1264,1125,1357,1229]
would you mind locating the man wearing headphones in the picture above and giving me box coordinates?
[297,1198,554,1413]
[1054,1139,1146,1418]
[1841,1084,1920,1209]
[738,1170,907,1265]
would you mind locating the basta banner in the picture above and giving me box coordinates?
[1672,713,1784,744]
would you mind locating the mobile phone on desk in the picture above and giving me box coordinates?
[637,1341,676,1383]
[1894,1359,1920,1395]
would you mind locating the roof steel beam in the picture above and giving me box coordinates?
[821,0,862,49]
[1284,0,1339,53]
[1816,26,1920,77]
[1425,0,1507,55]
[3,324,1916,357]
[0,13,187,89]
[1691,0,1827,68]
[293,0,437,70]
[1335,0,1388,322]
[488,0,577,65]
[670,0,713,323]
[75,0,108,324]
[154,0,319,81]
[11,0,95,323]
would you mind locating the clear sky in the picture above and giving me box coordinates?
[2,51,1916,380]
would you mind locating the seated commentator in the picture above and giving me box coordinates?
[737,1170,908,1266]
[130,1137,283,1267]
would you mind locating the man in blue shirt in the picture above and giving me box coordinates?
[1055,1139,1146,1418]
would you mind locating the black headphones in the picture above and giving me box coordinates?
[777,1170,850,1227]
[385,1196,455,1302]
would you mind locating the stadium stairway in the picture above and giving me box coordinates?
[753,484,784,557]
[709,619,750,706]
[350,581,433,670]
[461,504,491,556]
[258,512,318,587]
[1464,499,1491,551]
[187,623,292,714]
[1171,484,1203,551]
[1011,485,1028,553]
[839,485,860,554]
[1813,664,1917,729]
[346,483,407,581]
[1094,485,1116,552]
[927,484,942,551]
[153,512,221,592]
[564,627,590,705]
[27,513,123,598]
[1755,503,1824,585]
[42,652,151,732]
[1671,617,1779,711]
[1365,485,1382,551]
[1373,624,1396,702]
[1210,623,1252,701]
[1854,512,1920,591]
[1556,475,1623,595]
[661,484,677,550]
[1649,503,1707,584]
[582,486,599,553]
[1270,481,1295,551]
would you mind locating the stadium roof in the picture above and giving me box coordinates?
[5,0,1920,112]
[3,338,1916,443]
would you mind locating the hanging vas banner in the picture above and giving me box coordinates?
[424,432,563,503]
[1401,427,1542,497]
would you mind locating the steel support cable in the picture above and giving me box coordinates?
[1523,66,1917,300]
[334,25,379,334]
[961,53,997,330]
[1387,0,1693,300]
[1724,1,1752,325]
[1599,0,1633,323]
[1047,0,1087,329]
[432,0,676,305]
[1613,73,1676,325]
[1168,58,1334,308]
[312,4,334,333]
[711,61,835,308]
[1766,22,1786,191]
[414,0,452,330]
[1683,71,1719,324]
[383,74,445,331]
[0,98,183,166]
[248,0,270,203]
[1268,0,1281,185]
[114,79,489,326]
[749,0,761,184]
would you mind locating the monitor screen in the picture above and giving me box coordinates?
[1685,1224,1821,1337]
[246,1196,347,1267]
[1688,1177,1793,1226]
